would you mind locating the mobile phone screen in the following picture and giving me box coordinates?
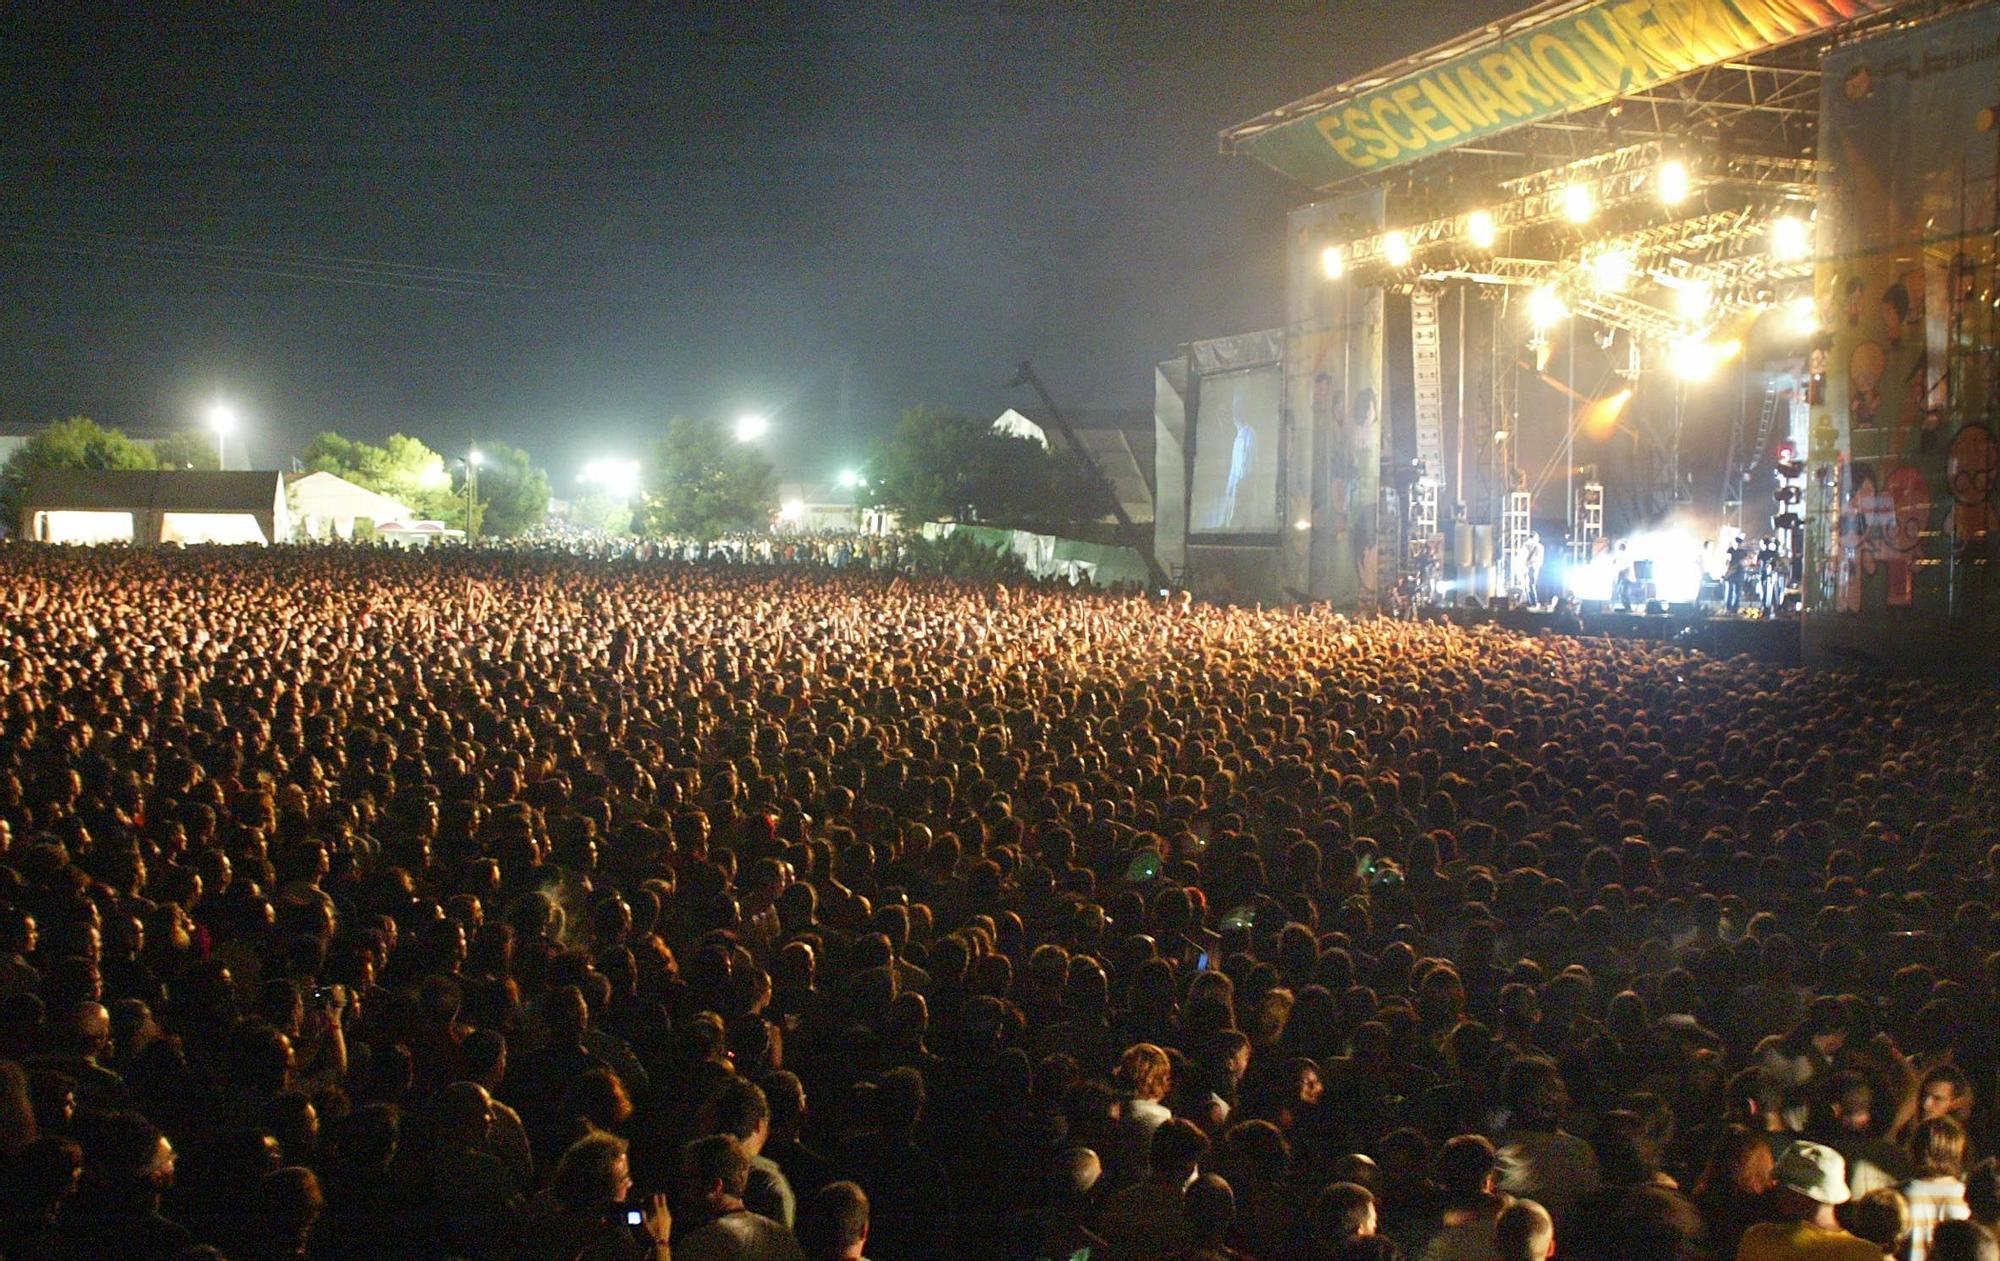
[626,1209,644,1226]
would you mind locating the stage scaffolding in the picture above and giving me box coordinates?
[1221,0,1986,577]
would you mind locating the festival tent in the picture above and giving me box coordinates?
[19,469,291,545]
[286,470,414,540]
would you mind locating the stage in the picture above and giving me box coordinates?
[1417,602,1801,666]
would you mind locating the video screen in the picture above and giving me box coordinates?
[1190,366,1281,533]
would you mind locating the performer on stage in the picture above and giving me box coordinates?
[1521,533,1545,608]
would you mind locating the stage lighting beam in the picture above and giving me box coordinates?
[1321,245,1345,280]
[1466,210,1497,250]
[1562,183,1594,224]
[1383,230,1412,267]
[1528,285,1568,329]
[1658,158,1690,205]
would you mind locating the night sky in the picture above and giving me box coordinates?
[0,2,1516,480]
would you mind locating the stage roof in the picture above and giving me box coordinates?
[1221,0,1948,193]
[22,469,287,516]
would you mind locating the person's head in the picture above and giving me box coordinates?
[1771,1141,1850,1223]
[1922,1066,1974,1124]
[1840,1187,1909,1253]
[1914,1115,1969,1180]
[875,1066,924,1137]
[260,1166,324,1252]
[550,1131,632,1212]
[1119,1043,1172,1103]
[1967,1159,2000,1225]
[1828,1071,1875,1134]
[1151,1118,1210,1182]
[1182,1173,1236,1246]
[1313,1181,1377,1243]
[706,1078,771,1156]
[798,1180,870,1261]
[1496,1199,1555,1261]
[1437,1133,1499,1199]
[1933,1221,2000,1261]
[436,1081,493,1149]
[761,1070,807,1140]
[679,1134,751,1214]
[1698,1124,1774,1198]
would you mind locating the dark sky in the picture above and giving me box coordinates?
[0,1,1515,481]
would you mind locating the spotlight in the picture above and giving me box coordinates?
[1787,295,1818,337]
[1383,230,1412,268]
[734,414,771,442]
[1673,279,1713,321]
[1466,210,1497,250]
[1562,183,1594,224]
[1528,285,1568,329]
[1589,247,1636,293]
[1770,215,1812,261]
[1670,336,1742,382]
[1657,158,1691,205]
[1321,245,1345,280]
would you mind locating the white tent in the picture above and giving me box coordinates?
[21,470,291,545]
[286,471,415,540]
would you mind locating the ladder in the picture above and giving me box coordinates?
[1502,490,1532,592]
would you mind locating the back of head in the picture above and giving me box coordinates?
[680,1133,751,1202]
[1183,1173,1236,1242]
[552,1130,629,1212]
[797,1180,869,1260]
[1152,1118,1211,1180]
[708,1078,770,1143]
[875,1067,924,1135]
[1437,1134,1499,1199]
[1313,1181,1377,1244]
[1933,1221,2000,1261]
[1496,1199,1555,1261]
[1916,1116,1970,1180]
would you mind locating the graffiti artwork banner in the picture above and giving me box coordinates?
[1235,0,1898,188]
[1806,2,2000,662]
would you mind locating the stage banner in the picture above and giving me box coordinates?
[1286,189,1386,610]
[1807,2,2000,664]
[1234,0,1900,189]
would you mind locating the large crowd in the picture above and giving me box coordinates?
[0,543,1996,1261]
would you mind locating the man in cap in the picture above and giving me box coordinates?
[1736,1141,1882,1261]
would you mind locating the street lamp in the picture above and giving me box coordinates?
[734,414,770,443]
[206,402,238,469]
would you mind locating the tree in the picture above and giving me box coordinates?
[864,407,1112,527]
[471,441,550,538]
[570,490,634,536]
[0,416,158,532]
[301,431,462,523]
[635,415,776,540]
[151,429,221,471]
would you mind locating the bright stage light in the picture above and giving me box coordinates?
[1466,210,1497,250]
[1293,518,1312,532]
[1321,246,1345,280]
[1670,336,1742,382]
[468,448,484,467]
[206,401,238,436]
[837,467,864,489]
[778,498,806,524]
[1672,279,1713,321]
[1562,183,1594,224]
[734,414,771,442]
[1657,159,1690,206]
[1589,247,1636,293]
[1787,295,1818,337]
[1528,285,1568,329]
[582,457,641,498]
[1583,387,1635,437]
[1770,215,1812,261]
[1383,230,1412,268]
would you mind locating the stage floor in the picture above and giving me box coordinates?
[1417,602,1801,666]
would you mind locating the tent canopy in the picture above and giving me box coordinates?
[20,469,290,545]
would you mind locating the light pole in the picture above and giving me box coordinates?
[206,402,238,469]
[465,449,483,545]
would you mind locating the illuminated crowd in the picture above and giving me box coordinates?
[0,543,1996,1261]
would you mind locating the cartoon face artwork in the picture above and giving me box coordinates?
[1948,424,2000,542]
[1838,464,1881,614]
[1882,465,1930,555]
[1850,342,1886,429]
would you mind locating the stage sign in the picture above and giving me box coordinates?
[1234,0,1900,189]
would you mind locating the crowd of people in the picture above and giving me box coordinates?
[0,542,1996,1261]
